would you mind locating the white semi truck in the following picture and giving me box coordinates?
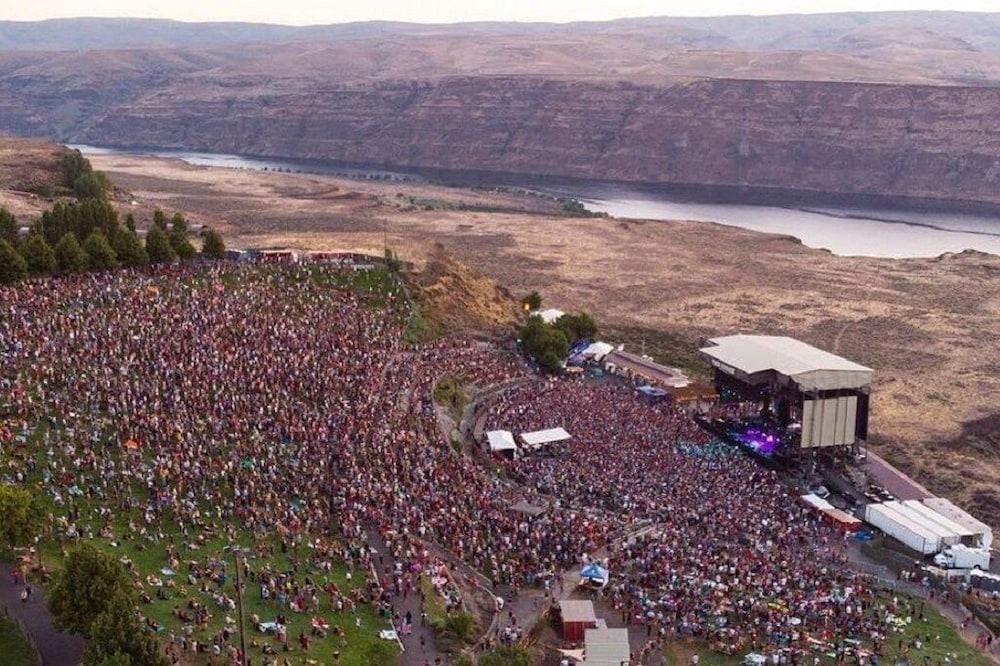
[933,544,991,570]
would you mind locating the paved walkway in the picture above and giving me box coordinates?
[0,563,84,665]
[364,532,441,666]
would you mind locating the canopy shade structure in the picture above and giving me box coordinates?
[582,341,614,361]
[520,427,571,448]
[580,563,609,586]
[486,430,517,453]
[700,335,872,392]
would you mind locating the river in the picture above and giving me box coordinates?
[73,145,1000,258]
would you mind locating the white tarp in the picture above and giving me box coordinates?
[520,427,571,448]
[700,335,873,391]
[486,430,517,453]
[582,341,614,361]
[530,308,565,324]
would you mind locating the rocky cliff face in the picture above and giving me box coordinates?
[3,69,1000,206]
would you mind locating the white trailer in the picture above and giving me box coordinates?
[902,500,977,545]
[922,497,993,550]
[933,544,991,570]
[886,501,962,547]
[864,503,941,555]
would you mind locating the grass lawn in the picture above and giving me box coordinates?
[661,592,991,666]
[0,614,37,666]
[7,421,397,666]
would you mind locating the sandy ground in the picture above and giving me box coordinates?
[9,152,998,529]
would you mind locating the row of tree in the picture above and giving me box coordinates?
[0,206,225,285]
[60,149,112,201]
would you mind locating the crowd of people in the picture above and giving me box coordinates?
[1,261,991,664]
[483,376,992,663]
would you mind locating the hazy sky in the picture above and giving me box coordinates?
[1,0,996,25]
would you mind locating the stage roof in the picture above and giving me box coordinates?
[700,335,873,391]
[520,427,571,447]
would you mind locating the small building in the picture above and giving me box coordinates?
[559,599,597,642]
[584,626,631,666]
[485,430,517,459]
[603,350,690,388]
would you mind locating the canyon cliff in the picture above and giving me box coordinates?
[2,19,1000,206]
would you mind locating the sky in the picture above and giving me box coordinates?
[1,0,997,25]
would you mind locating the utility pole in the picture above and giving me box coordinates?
[233,548,248,666]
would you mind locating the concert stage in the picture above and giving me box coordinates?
[700,335,873,457]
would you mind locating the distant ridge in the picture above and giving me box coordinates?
[3,12,1000,53]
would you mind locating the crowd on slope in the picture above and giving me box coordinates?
[484,377,976,663]
[1,263,987,664]
[0,263,608,661]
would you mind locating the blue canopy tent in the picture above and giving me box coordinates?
[580,563,609,588]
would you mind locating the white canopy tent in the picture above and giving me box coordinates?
[520,427,571,450]
[530,308,565,324]
[486,430,517,454]
[700,335,872,391]
[581,341,614,361]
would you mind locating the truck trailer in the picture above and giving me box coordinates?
[864,503,941,554]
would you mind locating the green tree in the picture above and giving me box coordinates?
[20,233,56,275]
[112,230,148,268]
[554,312,598,343]
[169,227,196,260]
[152,209,166,230]
[124,213,136,233]
[82,589,165,666]
[145,225,175,264]
[0,238,28,284]
[518,315,568,374]
[0,207,17,245]
[55,232,89,273]
[83,231,118,271]
[73,172,110,200]
[521,291,542,312]
[479,646,533,666]
[169,212,187,234]
[48,543,133,637]
[60,149,92,185]
[0,484,36,555]
[201,228,225,259]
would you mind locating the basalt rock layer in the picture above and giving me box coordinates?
[3,58,1000,206]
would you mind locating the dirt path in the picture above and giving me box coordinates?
[0,564,84,666]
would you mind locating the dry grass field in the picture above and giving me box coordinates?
[5,150,998,529]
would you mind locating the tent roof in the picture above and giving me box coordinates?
[580,563,609,580]
[700,335,872,391]
[560,599,597,624]
[584,628,631,666]
[486,430,517,452]
[521,427,571,447]
[530,308,565,324]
